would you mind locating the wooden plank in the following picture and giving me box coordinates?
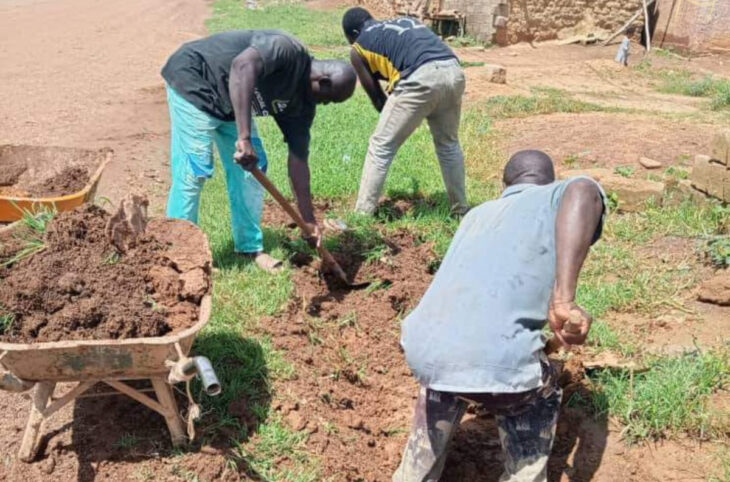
[18,382,55,462]
[105,380,169,416]
[42,380,96,418]
[642,0,652,52]
[151,378,186,446]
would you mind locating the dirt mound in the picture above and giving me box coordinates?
[0,204,210,343]
[260,230,436,480]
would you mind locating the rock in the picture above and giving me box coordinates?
[484,64,506,84]
[691,154,730,201]
[698,271,730,306]
[711,130,730,165]
[560,169,664,212]
[105,194,149,253]
[639,157,662,169]
[663,178,709,207]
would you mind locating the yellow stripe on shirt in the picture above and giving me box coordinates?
[353,43,401,92]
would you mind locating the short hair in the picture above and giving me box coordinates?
[342,7,373,40]
[503,150,555,186]
[626,26,637,36]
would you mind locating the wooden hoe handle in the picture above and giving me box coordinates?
[249,167,349,282]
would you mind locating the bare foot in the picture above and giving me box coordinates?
[240,252,283,273]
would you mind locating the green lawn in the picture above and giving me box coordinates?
[178,1,730,479]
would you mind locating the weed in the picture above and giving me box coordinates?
[114,433,141,449]
[590,350,729,441]
[0,311,15,335]
[664,166,689,180]
[460,60,485,68]
[656,70,730,110]
[614,165,635,178]
[102,251,121,265]
[704,237,730,269]
[563,153,580,168]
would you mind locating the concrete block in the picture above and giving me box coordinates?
[691,154,730,200]
[710,129,730,165]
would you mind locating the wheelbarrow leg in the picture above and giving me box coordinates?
[151,378,186,447]
[19,381,56,462]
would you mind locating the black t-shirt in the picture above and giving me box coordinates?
[162,30,315,158]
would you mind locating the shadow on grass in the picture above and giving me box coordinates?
[375,189,453,222]
[65,331,271,481]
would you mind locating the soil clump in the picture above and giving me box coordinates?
[0,204,210,343]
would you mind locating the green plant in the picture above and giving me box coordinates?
[590,350,729,441]
[614,165,635,178]
[0,311,15,335]
[664,166,689,180]
[114,433,140,449]
[705,237,730,269]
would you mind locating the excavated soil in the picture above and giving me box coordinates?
[256,208,590,481]
[0,205,210,343]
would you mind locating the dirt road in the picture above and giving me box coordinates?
[0,0,208,214]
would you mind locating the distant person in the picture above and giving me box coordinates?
[396,150,607,482]
[341,8,468,216]
[615,26,636,67]
[161,30,356,271]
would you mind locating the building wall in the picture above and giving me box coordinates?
[505,0,642,44]
[654,0,730,52]
[441,0,505,42]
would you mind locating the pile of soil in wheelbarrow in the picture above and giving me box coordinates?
[0,145,98,198]
[0,203,210,343]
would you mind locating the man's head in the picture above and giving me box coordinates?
[502,150,556,187]
[342,7,374,44]
[626,26,637,37]
[310,59,357,104]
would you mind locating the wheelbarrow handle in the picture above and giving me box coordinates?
[249,167,349,283]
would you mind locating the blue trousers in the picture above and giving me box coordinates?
[165,84,268,254]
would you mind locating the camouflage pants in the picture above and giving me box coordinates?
[393,363,561,482]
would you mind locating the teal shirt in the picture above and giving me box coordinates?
[401,178,606,393]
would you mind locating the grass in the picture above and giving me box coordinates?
[475,87,614,119]
[590,350,729,441]
[655,70,730,110]
[187,0,730,477]
[0,208,55,268]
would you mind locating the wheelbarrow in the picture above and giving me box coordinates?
[0,218,220,462]
[0,145,111,222]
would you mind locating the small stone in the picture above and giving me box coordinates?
[484,64,507,84]
[286,411,307,431]
[41,456,56,475]
[639,157,662,169]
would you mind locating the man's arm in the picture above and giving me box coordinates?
[549,179,605,346]
[229,47,264,167]
[350,48,387,112]
[287,150,320,245]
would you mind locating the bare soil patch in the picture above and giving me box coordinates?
[501,112,711,169]
[0,205,210,343]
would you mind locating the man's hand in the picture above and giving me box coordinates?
[302,222,322,250]
[548,300,591,347]
[234,138,258,171]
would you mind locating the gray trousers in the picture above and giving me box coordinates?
[393,363,561,482]
[355,58,468,216]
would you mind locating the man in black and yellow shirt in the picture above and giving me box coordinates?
[342,8,468,216]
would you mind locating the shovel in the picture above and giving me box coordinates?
[249,167,369,289]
